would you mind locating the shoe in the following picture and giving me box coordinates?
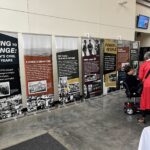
[137,117,145,124]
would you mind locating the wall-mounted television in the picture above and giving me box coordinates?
[137,15,149,29]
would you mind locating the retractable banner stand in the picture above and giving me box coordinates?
[0,33,22,120]
[82,38,102,99]
[23,34,54,112]
[56,37,80,103]
[104,40,117,88]
[117,47,130,70]
[117,40,131,89]
[130,41,140,75]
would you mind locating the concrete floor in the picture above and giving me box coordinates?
[0,90,149,150]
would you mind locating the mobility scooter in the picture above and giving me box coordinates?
[123,81,140,115]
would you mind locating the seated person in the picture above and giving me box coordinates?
[124,65,140,94]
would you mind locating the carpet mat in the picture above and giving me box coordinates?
[3,133,67,150]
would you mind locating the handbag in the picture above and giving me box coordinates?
[137,70,150,95]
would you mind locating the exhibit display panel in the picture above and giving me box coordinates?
[23,34,54,112]
[0,32,22,120]
[0,31,141,122]
[116,40,140,89]
[117,40,130,89]
[56,37,80,103]
[117,47,130,70]
[130,41,140,76]
[82,38,103,99]
[104,39,117,88]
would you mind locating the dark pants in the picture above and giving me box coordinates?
[141,110,147,118]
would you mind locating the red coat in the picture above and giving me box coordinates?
[138,60,150,110]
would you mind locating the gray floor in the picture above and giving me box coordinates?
[0,90,149,150]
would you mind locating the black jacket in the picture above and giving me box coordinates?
[125,74,140,93]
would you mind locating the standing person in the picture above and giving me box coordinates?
[138,51,150,123]
[95,40,100,55]
[82,40,87,56]
[88,40,93,56]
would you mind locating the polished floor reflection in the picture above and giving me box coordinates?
[0,90,149,150]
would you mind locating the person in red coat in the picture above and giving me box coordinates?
[138,51,150,123]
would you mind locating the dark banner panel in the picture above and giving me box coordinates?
[116,41,131,89]
[117,70,126,89]
[117,47,130,70]
[130,49,139,62]
[0,33,22,120]
[130,42,140,76]
[57,50,80,103]
[104,40,117,88]
[130,49,139,75]
[82,39,102,99]
[104,53,116,74]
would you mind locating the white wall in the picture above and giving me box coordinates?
[0,0,136,41]
[136,3,150,33]
[100,0,136,40]
[135,33,150,47]
[136,4,150,47]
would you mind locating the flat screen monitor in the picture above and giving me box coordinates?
[137,15,149,29]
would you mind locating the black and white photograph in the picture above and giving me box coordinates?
[108,73,117,82]
[68,82,79,93]
[82,39,98,57]
[132,60,139,75]
[121,62,130,69]
[58,91,80,104]
[88,39,94,56]
[0,94,22,120]
[132,61,138,70]
[58,77,70,103]
[84,74,98,82]
[27,94,54,112]
[82,39,101,57]
[95,39,100,55]
[82,40,87,56]
[59,77,68,89]
[88,84,93,93]
[83,84,90,98]
[28,80,47,94]
[58,79,80,104]
[0,82,10,97]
